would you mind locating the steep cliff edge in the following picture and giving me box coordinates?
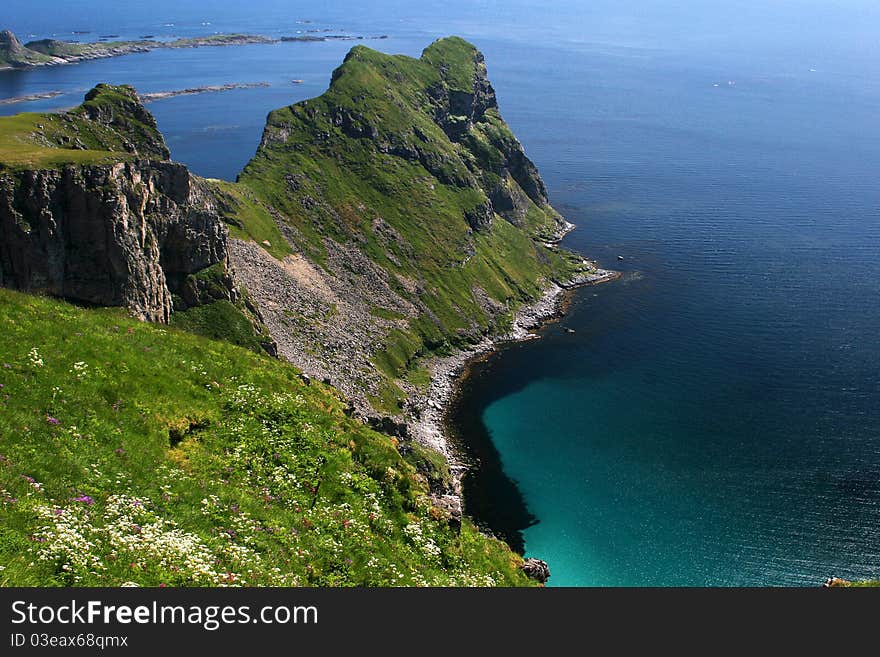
[0,161,228,322]
[236,37,599,420]
[0,85,271,350]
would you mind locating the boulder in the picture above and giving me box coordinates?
[521,558,550,584]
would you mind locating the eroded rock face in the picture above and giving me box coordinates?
[428,50,498,141]
[521,558,551,584]
[0,161,230,322]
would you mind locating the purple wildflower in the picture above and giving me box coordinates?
[72,495,94,505]
[46,416,60,425]
[21,475,35,483]
[52,508,64,516]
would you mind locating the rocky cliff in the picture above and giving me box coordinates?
[0,160,229,322]
[0,85,270,349]
[0,38,602,574]
[0,39,598,423]
[236,37,597,420]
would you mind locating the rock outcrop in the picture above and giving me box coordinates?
[0,41,596,578]
[235,37,601,419]
[521,558,551,584]
[0,161,231,322]
[0,84,238,324]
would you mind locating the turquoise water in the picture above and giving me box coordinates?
[4,1,880,585]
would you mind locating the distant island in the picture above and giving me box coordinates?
[0,90,64,106]
[0,29,390,71]
[139,82,271,103]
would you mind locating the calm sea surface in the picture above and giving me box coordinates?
[4,1,879,585]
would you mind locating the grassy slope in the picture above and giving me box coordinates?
[0,288,531,586]
[0,112,133,169]
[24,39,154,58]
[238,39,588,409]
[209,178,294,260]
[0,84,166,169]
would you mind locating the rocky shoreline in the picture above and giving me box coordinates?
[0,31,278,71]
[407,251,620,521]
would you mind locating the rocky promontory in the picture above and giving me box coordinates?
[0,30,276,70]
[0,84,270,347]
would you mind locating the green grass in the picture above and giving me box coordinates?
[420,36,481,92]
[0,37,56,69]
[0,113,132,169]
[0,84,167,170]
[208,179,293,259]
[0,288,532,587]
[370,306,408,321]
[23,39,144,58]
[169,300,268,354]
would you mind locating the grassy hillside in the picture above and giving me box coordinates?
[0,288,532,586]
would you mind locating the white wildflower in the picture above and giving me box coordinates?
[28,347,43,368]
[69,361,88,380]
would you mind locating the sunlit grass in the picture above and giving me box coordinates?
[0,288,531,587]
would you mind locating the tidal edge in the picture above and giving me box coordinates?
[409,221,620,551]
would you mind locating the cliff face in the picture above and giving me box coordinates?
[0,84,276,351]
[0,40,594,568]
[236,37,593,418]
[0,161,229,322]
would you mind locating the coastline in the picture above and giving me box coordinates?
[407,236,620,521]
[0,31,390,72]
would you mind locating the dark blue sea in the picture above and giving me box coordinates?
[4,0,879,585]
